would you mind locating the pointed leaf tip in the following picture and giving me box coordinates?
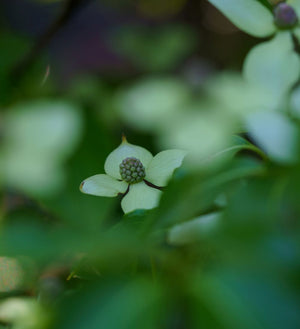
[121,133,128,144]
[79,181,85,191]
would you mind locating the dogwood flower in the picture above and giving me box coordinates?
[208,0,300,103]
[80,136,186,214]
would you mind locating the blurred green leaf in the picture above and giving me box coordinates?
[146,158,265,231]
[190,273,264,329]
[0,33,31,105]
[190,270,300,329]
[112,25,195,71]
[57,279,163,329]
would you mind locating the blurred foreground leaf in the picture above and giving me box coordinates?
[57,279,163,329]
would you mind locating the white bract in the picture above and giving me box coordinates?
[246,111,300,164]
[80,136,186,214]
[0,298,48,329]
[0,101,82,196]
[208,0,300,103]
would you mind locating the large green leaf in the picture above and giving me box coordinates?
[208,0,275,37]
[146,158,265,230]
[190,271,300,329]
[57,279,163,329]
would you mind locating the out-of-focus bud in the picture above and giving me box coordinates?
[274,3,298,28]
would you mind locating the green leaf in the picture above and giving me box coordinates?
[243,32,300,102]
[80,174,128,197]
[246,111,300,164]
[146,158,265,230]
[0,33,31,105]
[145,149,187,187]
[104,137,153,180]
[58,279,163,329]
[121,182,162,214]
[112,25,196,72]
[208,0,275,37]
[190,273,265,329]
[208,135,268,163]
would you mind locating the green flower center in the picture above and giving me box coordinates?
[119,157,146,184]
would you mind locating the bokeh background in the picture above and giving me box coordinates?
[1,1,300,329]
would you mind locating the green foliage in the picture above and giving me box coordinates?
[112,25,196,72]
[1,1,300,329]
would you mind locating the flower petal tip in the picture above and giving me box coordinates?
[121,133,128,144]
[79,181,85,191]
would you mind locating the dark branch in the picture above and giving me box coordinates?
[143,180,164,191]
[11,0,91,81]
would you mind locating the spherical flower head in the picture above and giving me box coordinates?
[119,157,146,184]
[274,3,298,29]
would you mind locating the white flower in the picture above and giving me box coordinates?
[80,136,186,214]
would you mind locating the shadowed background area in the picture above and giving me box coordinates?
[1,1,300,329]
